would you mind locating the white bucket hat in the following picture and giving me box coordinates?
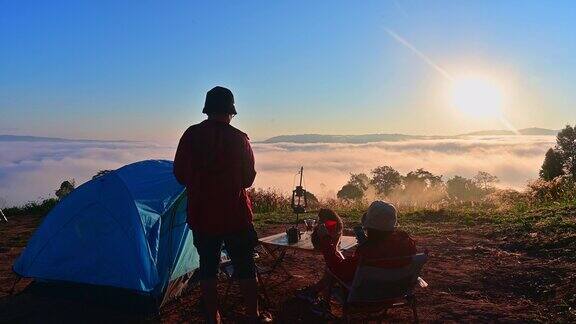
[361,201,398,231]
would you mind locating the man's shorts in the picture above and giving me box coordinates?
[192,226,258,280]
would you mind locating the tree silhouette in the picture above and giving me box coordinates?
[473,171,499,192]
[55,180,75,200]
[337,184,364,201]
[305,191,320,208]
[446,175,482,201]
[555,124,576,177]
[348,173,370,191]
[370,166,401,196]
[403,168,443,195]
[539,148,564,180]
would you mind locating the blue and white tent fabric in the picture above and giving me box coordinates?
[13,160,199,307]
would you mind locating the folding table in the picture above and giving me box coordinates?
[258,231,358,278]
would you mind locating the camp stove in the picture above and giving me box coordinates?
[287,167,307,243]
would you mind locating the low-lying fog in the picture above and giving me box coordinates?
[0,135,555,207]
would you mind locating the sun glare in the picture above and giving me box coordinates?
[449,76,504,118]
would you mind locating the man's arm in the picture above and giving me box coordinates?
[241,137,257,188]
[173,132,190,185]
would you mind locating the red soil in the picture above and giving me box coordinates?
[1,215,574,323]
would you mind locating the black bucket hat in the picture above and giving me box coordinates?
[202,86,237,115]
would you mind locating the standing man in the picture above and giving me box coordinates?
[174,86,271,323]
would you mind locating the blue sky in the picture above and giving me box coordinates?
[1,1,575,142]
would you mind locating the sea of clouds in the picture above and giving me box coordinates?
[0,136,555,207]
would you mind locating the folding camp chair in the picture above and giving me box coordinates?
[326,253,429,323]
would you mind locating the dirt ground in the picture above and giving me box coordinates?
[1,215,575,323]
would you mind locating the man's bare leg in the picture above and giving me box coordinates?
[200,279,221,324]
[238,278,259,322]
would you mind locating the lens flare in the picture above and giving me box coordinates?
[450,76,504,118]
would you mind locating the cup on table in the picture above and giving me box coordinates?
[304,218,316,232]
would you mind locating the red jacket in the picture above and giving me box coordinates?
[320,230,417,283]
[174,119,256,235]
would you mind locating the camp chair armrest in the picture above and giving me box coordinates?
[417,276,428,288]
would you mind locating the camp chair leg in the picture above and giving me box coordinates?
[378,308,389,322]
[222,276,234,306]
[409,295,419,323]
[342,304,351,324]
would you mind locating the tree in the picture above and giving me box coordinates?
[348,173,370,191]
[305,191,318,203]
[473,171,499,191]
[337,173,370,201]
[55,180,75,200]
[555,124,576,177]
[403,168,444,195]
[370,166,401,196]
[337,184,364,201]
[539,148,564,180]
[446,175,482,201]
[305,191,320,208]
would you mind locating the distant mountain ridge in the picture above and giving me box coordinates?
[1,127,558,145]
[260,133,423,144]
[0,135,131,143]
[261,127,558,144]
[463,127,559,136]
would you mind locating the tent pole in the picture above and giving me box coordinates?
[8,275,22,295]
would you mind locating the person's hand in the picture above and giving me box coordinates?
[316,223,329,237]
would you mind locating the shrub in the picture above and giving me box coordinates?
[55,180,75,200]
[527,176,576,204]
[247,188,290,214]
[337,184,364,201]
[3,198,59,217]
[483,189,530,211]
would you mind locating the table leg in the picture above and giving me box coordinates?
[258,244,292,278]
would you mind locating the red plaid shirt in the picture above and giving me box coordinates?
[174,119,256,235]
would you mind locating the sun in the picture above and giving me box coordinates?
[449,75,504,118]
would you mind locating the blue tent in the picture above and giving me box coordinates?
[13,160,199,308]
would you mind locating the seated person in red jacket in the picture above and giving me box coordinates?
[298,201,417,313]
[297,208,343,303]
[311,208,344,251]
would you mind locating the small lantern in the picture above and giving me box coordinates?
[291,167,308,216]
[287,167,307,243]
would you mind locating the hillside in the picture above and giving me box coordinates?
[0,135,131,143]
[1,204,574,322]
[261,128,558,144]
[261,133,423,144]
[464,127,559,136]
